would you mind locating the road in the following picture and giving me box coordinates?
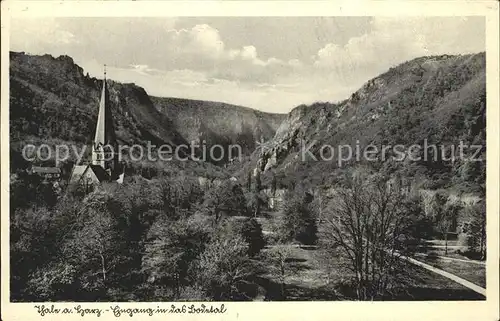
[414,253,486,266]
[401,254,486,296]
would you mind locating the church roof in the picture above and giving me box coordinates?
[69,164,111,185]
[89,165,111,182]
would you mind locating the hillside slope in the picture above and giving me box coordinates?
[10,52,286,168]
[241,53,486,193]
[9,52,230,179]
[10,52,189,149]
[152,96,286,157]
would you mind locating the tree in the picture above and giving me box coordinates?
[10,193,87,301]
[55,187,153,301]
[438,202,461,255]
[254,169,262,192]
[268,245,292,299]
[436,217,452,255]
[430,192,448,222]
[202,181,248,224]
[280,187,318,245]
[141,217,209,299]
[322,170,409,300]
[196,228,255,300]
[26,261,79,301]
[168,175,204,212]
[61,193,128,299]
[10,206,58,300]
[246,190,267,218]
[396,195,433,254]
[232,218,266,257]
[466,201,486,260]
[247,170,252,191]
[271,172,277,197]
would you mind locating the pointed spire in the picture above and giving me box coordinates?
[92,66,117,173]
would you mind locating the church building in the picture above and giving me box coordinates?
[69,70,124,191]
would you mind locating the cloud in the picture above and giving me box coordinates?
[312,17,485,86]
[10,18,79,54]
[10,17,485,112]
[154,24,302,84]
[166,24,225,59]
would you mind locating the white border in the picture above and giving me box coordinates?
[1,1,499,321]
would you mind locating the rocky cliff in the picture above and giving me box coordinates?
[152,96,286,160]
[240,53,486,193]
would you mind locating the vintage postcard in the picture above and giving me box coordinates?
[1,1,499,320]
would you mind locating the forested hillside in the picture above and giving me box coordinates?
[10,51,286,169]
[10,52,187,151]
[152,97,286,158]
[242,53,486,194]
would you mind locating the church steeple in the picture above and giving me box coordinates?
[92,66,119,180]
[69,66,124,190]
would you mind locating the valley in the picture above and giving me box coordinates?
[8,51,487,302]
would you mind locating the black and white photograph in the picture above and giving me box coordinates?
[1,1,499,320]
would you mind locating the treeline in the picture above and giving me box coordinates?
[10,174,266,301]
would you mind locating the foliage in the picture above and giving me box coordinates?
[195,225,256,300]
[245,190,268,217]
[270,172,277,197]
[254,170,262,192]
[268,245,293,299]
[431,193,461,255]
[141,216,210,300]
[322,170,411,300]
[279,186,318,245]
[247,170,252,191]
[230,218,266,257]
[201,180,249,223]
[465,201,486,260]
[10,172,217,301]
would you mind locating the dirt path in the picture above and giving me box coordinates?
[401,255,486,296]
[414,253,486,265]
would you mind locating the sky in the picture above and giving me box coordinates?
[10,17,485,113]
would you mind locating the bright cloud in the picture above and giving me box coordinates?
[312,17,484,86]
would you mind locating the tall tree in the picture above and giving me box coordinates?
[254,169,262,192]
[141,217,209,299]
[438,202,461,255]
[202,181,248,224]
[268,245,292,299]
[280,187,318,245]
[196,228,255,300]
[231,218,266,256]
[322,170,410,300]
[247,170,252,191]
[271,172,277,197]
[466,201,486,260]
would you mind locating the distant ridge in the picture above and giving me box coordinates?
[242,52,486,193]
[9,51,286,167]
[152,96,287,158]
